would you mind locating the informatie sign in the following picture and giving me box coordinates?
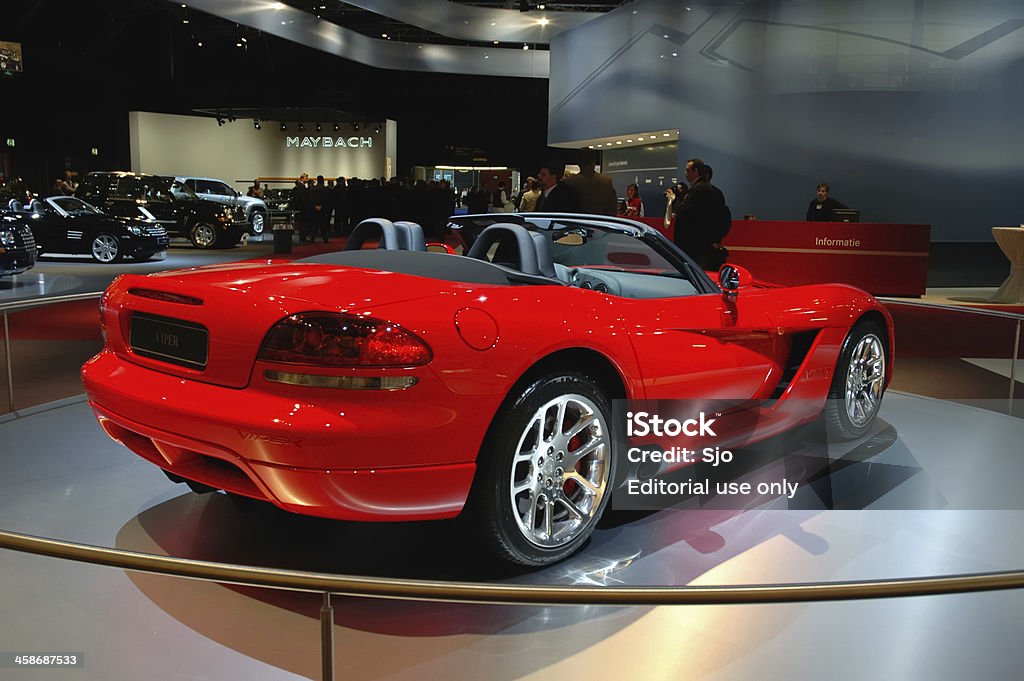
[0,42,23,73]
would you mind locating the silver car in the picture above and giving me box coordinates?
[176,176,269,235]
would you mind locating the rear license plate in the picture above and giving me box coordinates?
[130,313,208,369]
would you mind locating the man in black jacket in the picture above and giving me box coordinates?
[535,161,579,213]
[674,158,730,270]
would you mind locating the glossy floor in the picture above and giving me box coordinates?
[0,393,1022,680]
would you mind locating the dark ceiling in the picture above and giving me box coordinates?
[0,0,574,189]
[275,0,628,49]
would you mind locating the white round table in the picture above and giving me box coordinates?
[990,227,1024,304]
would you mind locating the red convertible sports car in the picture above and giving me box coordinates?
[82,213,893,566]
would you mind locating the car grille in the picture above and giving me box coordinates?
[144,225,167,237]
[18,225,35,249]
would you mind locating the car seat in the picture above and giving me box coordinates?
[466,223,554,277]
[344,218,402,251]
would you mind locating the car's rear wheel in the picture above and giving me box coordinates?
[90,233,121,263]
[190,222,218,249]
[467,373,615,566]
[250,210,266,235]
[823,320,887,440]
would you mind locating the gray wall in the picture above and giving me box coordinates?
[549,0,1024,241]
[130,112,394,188]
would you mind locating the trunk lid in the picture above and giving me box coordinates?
[103,261,455,388]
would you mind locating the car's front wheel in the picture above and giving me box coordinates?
[90,233,121,263]
[249,210,266,235]
[189,222,219,249]
[467,373,615,566]
[823,320,887,440]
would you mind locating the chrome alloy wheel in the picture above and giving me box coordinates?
[509,393,611,548]
[91,234,119,262]
[191,223,218,248]
[250,211,266,234]
[845,333,885,428]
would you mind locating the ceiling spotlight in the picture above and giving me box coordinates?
[663,133,670,137]
[538,3,546,8]
[280,122,287,131]
[298,123,305,132]
[626,139,633,143]
[316,123,322,132]
[352,123,360,131]
[523,44,529,50]
[537,17,549,26]
[333,122,340,131]
[493,40,499,44]
[374,124,381,134]
[254,119,261,130]
[615,141,622,144]
[196,39,203,48]
[381,33,388,38]
[236,40,243,47]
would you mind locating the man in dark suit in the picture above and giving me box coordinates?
[674,158,730,270]
[535,161,579,213]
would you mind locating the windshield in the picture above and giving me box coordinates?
[50,196,101,215]
[170,180,198,200]
[546,225,679,275]
[448,215,706,298]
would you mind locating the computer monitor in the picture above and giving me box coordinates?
[833,209,860,223]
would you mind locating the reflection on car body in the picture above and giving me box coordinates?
[82,212,893,567]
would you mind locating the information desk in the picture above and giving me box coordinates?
[637,218,930,297]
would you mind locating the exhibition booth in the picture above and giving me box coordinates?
[129,111,398,189]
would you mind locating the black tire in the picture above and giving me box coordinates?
[465,372,616,566]
[823,320,888,440]
[189,222,219,249]
[90,233,122,263]
[249,209,266,235]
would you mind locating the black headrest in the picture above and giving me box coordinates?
[8,199,23,212]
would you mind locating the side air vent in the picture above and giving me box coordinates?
[594,283,608,293]
[128,288,204,306]
[769,330,820,402]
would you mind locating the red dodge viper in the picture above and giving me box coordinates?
[82,213,893,566]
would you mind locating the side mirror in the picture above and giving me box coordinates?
[719,264,752,301]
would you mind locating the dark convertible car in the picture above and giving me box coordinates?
[6,196,168,263]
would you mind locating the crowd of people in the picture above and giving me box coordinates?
[269,174,459,243]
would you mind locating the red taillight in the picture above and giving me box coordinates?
[258,313,432,367]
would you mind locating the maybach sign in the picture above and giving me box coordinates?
[286,136,374,149]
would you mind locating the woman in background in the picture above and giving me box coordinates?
[621,183,644,217]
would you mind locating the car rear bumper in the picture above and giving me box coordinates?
[81,349,483,521]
